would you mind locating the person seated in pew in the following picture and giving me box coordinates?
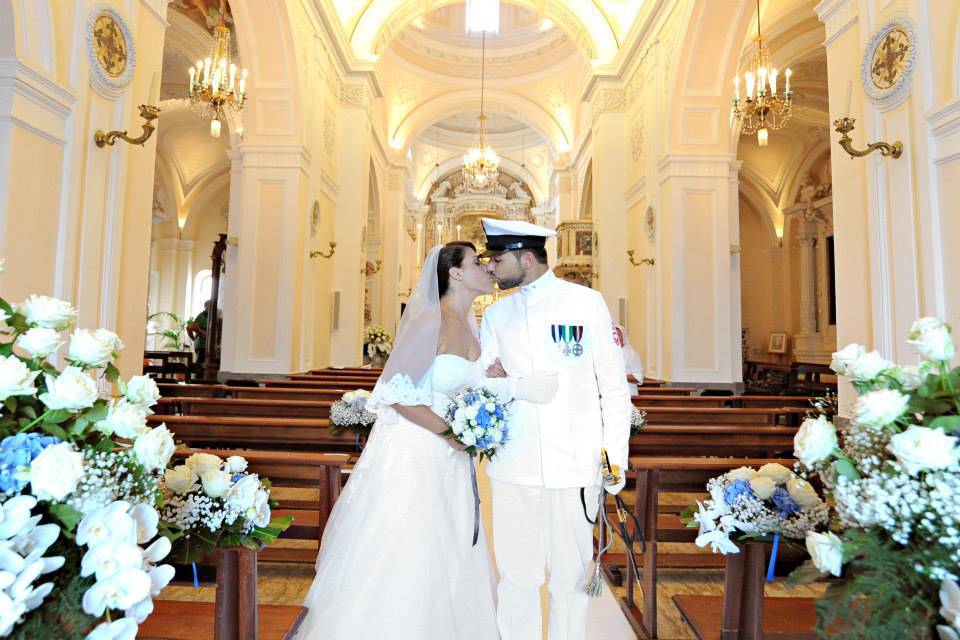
[615,324,645,391]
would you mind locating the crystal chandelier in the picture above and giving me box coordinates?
[462,31,499,189]
[186,0,247,138]
[731,0,792,147]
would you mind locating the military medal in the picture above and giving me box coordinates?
[551,324,585,357]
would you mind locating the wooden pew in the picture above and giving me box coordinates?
[265,379,377,391]
[619,457,791,639]
[633,395,814,409]
[158,382,226,398]
[159,397,333,419]
[641,406,807,426]
[170,447,348,564]
[629,425,797,457]
[634,387,697,396]
[228,386,348,402]
[150,415,357,452]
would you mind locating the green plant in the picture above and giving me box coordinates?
[147,311,193,350]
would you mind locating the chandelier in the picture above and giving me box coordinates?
[186,0,247,138]
[462,31,499,189]
[731,0,792,146]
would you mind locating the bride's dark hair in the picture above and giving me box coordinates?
[437,241,477,298]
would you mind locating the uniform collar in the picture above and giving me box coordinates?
[519,269,556,297]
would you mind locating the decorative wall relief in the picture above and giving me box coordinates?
[86,5,136,98]
[861,16,916,111]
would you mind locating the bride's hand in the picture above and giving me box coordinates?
[448,437,469,452]
[485,358,507,378]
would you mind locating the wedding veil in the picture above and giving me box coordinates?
[367,246,443,416]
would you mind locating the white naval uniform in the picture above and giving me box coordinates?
[479,270,632,640]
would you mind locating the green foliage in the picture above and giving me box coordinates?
[166,515,293,564]
[814,530,938,640]
[147,311,193,351]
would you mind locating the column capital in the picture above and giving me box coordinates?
[814,0,858,46]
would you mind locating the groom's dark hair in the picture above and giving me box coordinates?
[437,241,477,298]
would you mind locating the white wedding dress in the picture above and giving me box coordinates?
[293,354,499,640]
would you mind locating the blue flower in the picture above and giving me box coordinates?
[493,406,504,420]
[771,487,800,517]
[0,432,60,494]
[476,408,492,428]
[463,392,480,406]
[723,479,755,505]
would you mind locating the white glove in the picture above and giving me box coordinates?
[605,471,627,496]
[512,371,558,404]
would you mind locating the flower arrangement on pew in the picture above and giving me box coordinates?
[362,325,392,364]
[790,317,960,639]
[160,453,291,563]
[329,390,377,436]
[0,265,176,639]
[630,407,647,435]
[681,462,829,555]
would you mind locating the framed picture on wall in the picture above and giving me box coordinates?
[768,332,788,354]
[576,231,593,255]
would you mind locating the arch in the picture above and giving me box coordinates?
[392,89,570,156]
[352,0,617,64]
[737,177,781,246]
[415,154,546,203]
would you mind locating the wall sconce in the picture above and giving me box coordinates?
[833,117,902,159]
[95,104,160,147]
[361,259,382,276]
[626,250,655,266]
[310,242,336,259]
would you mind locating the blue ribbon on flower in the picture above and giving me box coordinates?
[192,562,199,588]
[766,533,780,582]
[469,452,480,546]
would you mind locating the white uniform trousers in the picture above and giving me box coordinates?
[491,480,600,640]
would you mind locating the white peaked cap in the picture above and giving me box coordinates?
[480,218,557,256]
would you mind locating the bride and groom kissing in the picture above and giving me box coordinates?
[293,218,633,640]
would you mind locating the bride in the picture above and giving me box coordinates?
[294,243,558,639]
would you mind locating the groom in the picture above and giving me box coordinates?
[479,218,632,640]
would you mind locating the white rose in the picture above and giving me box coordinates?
[853,389,910,428]
[163,465,198,495]
[17,295,76,331]
[16,328,63,359]
[805,530,843,577]
[38,367,98,411]
[68,329,123,367]
[460,431,477,447]
[907,317,956,362]
[200,469,231,499]
[465,404,479,420]
[125,376,159,410]
[725,466,758,482]
[793,415,838,467]
[96,400,148,440]
[888,425,960,476]
[0,355,39,401]
[30,442,83,501]
[786,477,821,509]
[748,476,777,499]
[756,463,793,484]
[133,425,175,471]
[830,343,865,375]
[224,456,248,474]
[186,453,221,476]
[846,350,894,383]
[225,475,259,510]
[891,364,928,391]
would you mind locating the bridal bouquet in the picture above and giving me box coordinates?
[160,453,291,563]
[329,390,377,436]
[444,387,511,462]
[363,326,392,361]
[790,317,960,639]
[682,462,828,555]
[0,263,176,639]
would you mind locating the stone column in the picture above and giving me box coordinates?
[797,229,818,335]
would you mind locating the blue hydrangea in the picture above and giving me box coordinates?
[0,432,61,495]
[494,406,504,420]
[463,392,480,406]
[475,408,492,428]
[723,479,755,505]
[771,487,800,517]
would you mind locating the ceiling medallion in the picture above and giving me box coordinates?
[730,0,793,147]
